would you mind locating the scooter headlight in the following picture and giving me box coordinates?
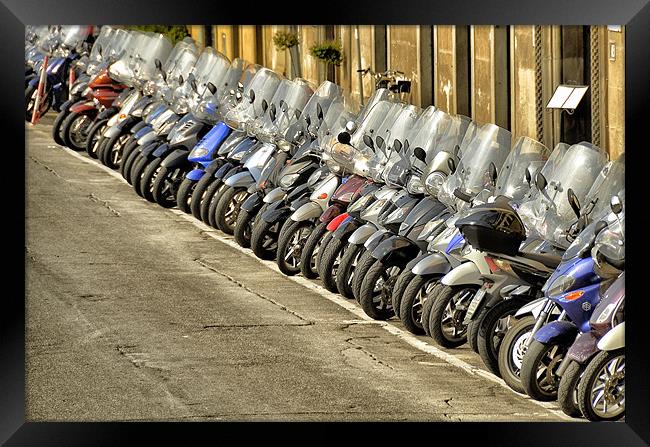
[544,274,576,296]
[189,146,210,158]
[280,173,300,189]
[407,177,425,195]
[425,171,447,197]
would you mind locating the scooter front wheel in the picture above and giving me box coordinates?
[299,222,328,279]
[62,110,94,151]
[176,177,196,213]
[352,249,378,303]
[428,284,477,348]
[577,349,625,421]
[318,236,347,293]
[51,108,69,146]
[234,208,255,248]
[358,259,400,320]
[557,359,584,418]
[520,339,567,401]
[476,298,526,376]
[190,174,216,220]
[214,187,248,234]
[277,220,313,276]
[85,119,108,159]
[497,316,536,394]
[250,217,281,260]
[336,244,365,299]
[391,269,415,320]
[101,132,130,169]
[138,158,161,202]
[400,274,440,336]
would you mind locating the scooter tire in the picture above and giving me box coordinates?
[316,231,334,272]
[299,222,328,279]
[352,249,378,303]
[400,274,439,336]
[153,166,182,209]
[214,187,248,234]
[201,180,223,224]
[250,217,281,260]
[358,259,397,320]
[520,339,566,401]
[318,237,347,293]
[85,119,108,158]
[175,177,196,213]
[120,141,140,182]
[52,108,68,146]
[497,316,536,394]
[428,285,477,348]
[62,110,94,151]
[101,132,130,169]
[467,318,481,353]
[476,299,526,376]
[336,244,365,299]
[391,269,415,320]
[140,158,163,203]
[277,220,313,276]
[129,154,147,189]
[577,349,625,421]
[190,174,216,220]
[234,209,255,248]
[557,359,584,418]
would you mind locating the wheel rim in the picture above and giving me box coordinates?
[111,134,129,165]
[224,191,248,228]
[533,344,564,394]
[590,354,625,418]
[284,225,312,268]
[371,266,399,311]
[347,249,363,286]
[261,222,279,251]
[440,288,475,341]
[509,329,532,376]
[413,279,438,327]
[492,315,516,355]
[309,233,327,271]
[69,114,92,147]
[91,125,106,154]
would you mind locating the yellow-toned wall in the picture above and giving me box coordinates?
[510,25,538,141]
[604,27,625,159]
[387,25,421,106]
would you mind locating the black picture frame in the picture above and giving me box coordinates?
[4,0,648,444]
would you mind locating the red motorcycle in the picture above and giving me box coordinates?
[53,67,128,151]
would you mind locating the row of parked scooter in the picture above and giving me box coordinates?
[27,26,625,421]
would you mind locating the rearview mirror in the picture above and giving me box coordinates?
[97,44,103,56]
[207,82,216,95]
[155,58,162,71]
[337,131,351,145]
[525,167,532,185]
[280,100,288,113]
[610,195,623,215]
[393,139,402,153]
[488,162,498,185]
[363,134,374,149]
[249,89,256,103]
[413,147,426,162]
[535,172,547,191]
[261,99,268,113]
[316,103,324,121]
[269,103,277,121]
[376,135,385,150]
[305,115,311,126]
[567,188,581,218]
[447,158,456,173]
[190,79,197,92]
[178,75,184,85]
[294,109,301,119]
[403,139,410,152]
[594,220,608,235]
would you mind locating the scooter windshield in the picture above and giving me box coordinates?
[300,81,343,136]
[133,33,173,82]
[217,62,261,117]
[223,68,283,130]
[518,142,609,247]
[90,26,115,61]
[493,136,551,201]
[356,88,392,123]
[60,25,91,51]
[582,153,625,221]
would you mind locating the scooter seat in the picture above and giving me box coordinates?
[517,251,562,269]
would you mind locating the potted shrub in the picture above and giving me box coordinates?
[273,30,301,78]
[309,40,343,83]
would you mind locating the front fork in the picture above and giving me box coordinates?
[526,299,563,348]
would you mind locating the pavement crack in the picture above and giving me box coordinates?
[342,337,394,370]
[194,258,313,324]
[29,156,65,180]
[444,397,453,407]
[87,193,121,217]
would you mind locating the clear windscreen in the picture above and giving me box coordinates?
[90,26,114,61]
[582,153,625,220]
[356,88,392,123]
[163,40,198,82]
[410,110,458,176]
[299,81,343,135]
[517,142,609,246]
[60,25,91,50]
[493,136,551,200]
[223,68,283,130]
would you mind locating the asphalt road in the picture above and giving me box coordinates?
[25,116,569,421]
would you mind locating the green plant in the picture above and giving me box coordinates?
[125,25,190,45]
[273,30,300,51]
[309,40,343,66]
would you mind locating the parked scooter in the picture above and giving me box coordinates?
[453,142,612,392]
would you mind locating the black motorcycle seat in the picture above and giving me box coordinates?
[517,251,562,269]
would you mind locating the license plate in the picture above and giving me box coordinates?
[464,288,487,324]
